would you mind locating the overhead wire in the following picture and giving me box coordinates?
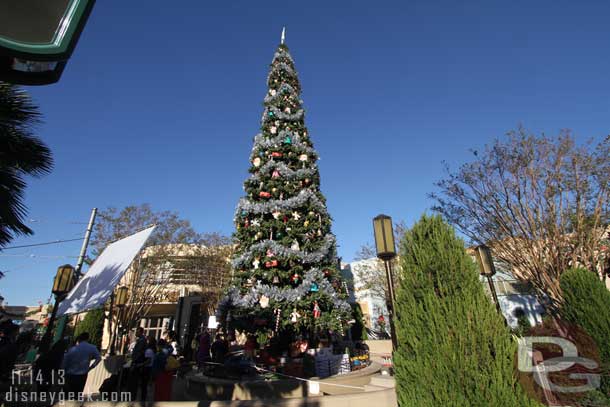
[0,237,83,250]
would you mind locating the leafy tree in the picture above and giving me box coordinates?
[560,267,610,396]
[90,203,227,256]
[74,308,105,348]
[431,129,610,307]
[90,204,232,332]
[353,221,407,302]
[349,303,367,341]
[0,83,52,247]
[219,43,349,348]
[394,214,537,406]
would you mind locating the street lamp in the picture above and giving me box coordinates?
[372,214,398,350]
[474,244,501,313]
[109,286,128,354]
[39,264,75,352]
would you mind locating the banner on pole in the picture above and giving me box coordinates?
[57,226,155,316]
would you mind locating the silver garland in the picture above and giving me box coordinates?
[235,189,329,217]
[232,234,336,269]
[261,105,304,123]
[249,134,316,159]
[273,49,294,63]
[217,267,351,317]
[266,62,298,84]
[248,161,318,182]
[263,83,300,104]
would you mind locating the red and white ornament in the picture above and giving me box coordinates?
[313,301,321,319]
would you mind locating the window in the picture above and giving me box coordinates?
[140,317,171,340]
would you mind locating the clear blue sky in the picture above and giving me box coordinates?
[3,0,610,305]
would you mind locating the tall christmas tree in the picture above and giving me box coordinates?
[218,34,350,348]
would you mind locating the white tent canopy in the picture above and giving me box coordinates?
[57,226,156,316]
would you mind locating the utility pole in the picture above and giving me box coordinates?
[75,208,97,277]
[49,208,97,345]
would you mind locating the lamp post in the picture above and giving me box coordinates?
[109,286,128,354]
[474,244,501,313]
[38,264,75,353]
[372,214,398,351]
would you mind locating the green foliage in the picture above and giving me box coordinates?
[0,83,52,247]
[349,303,367,341]
[73,308,105,349]
[393,214,538,406]
[225,43,349,346]
[560,267,610,396]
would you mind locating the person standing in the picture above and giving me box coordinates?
[197,330,211,369]
[61,333,101,398]
[128,327,146,399]
[138,336,156,401]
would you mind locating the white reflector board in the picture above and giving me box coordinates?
[57,226,156,316]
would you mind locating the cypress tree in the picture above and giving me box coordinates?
[560,267,610,396]
[393,214,537,406]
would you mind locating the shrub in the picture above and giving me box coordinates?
[73,308,105,348]
[393,214,537,406]
[560,267,610,396]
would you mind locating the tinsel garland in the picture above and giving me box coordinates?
[266,62,298,84]
[216,268,351,317]
[248,161,317,182]
[273,49,294,63]
[250,134,316,159]
[235,189,329,217]
[263,83,300,103]
[232,234,336,269]
[262,105,305,122]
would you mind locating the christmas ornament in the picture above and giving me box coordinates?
[303,178,311,185]
[259,295,269,308]
[259,191,271,198]
[272,210,281,219]
[271,152,283,158]
[284,107,291,113]
[323,269,331,277]
[255,231,263,240]
[292,211,301,220]
[310,282,319,292]
[272,275,280,284]
[270,126,277,134]
[317,229,322,236]
[266,249,275,257]
[274,308,281,332]
[299,154,308,161]
[253,157,261,167]
[241,210,247,217]
[304,220,310,227]
[272,187,278,193]
[291,273,300,283]
[270,89,276,96]
[252,219,261,227]
[272,170,280,178]
[265,259,279,268]
[268,111,274,117]
[342,281,350,296]
[252,258,260,269]
[291,240,300,251]
[283,136,292,144]
[291,308,300,323]
[313,301,321,319]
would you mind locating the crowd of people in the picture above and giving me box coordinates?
[126,327,179,401]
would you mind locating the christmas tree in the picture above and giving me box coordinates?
[218,35,350,348]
